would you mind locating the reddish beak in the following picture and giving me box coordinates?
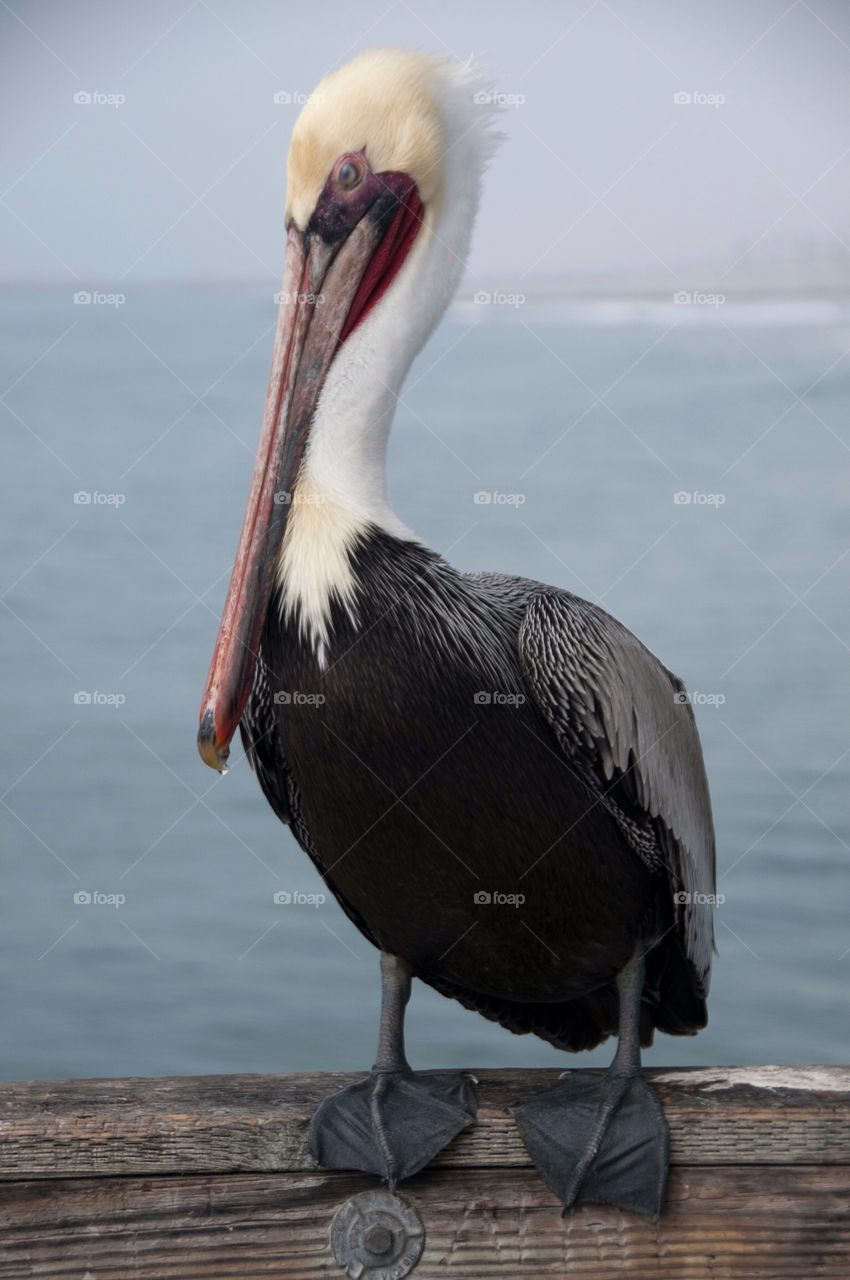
[197,174,423,771]
[197,221,375,770]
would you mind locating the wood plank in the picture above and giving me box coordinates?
[0,1165,848,1279]
[0,1067,848,1180]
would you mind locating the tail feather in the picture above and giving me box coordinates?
[421,934,706,1053]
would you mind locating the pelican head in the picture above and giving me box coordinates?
[198,48,498,771]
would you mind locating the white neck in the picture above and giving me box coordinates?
[277,60,498,656]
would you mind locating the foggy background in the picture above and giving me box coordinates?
[1,1,848,1082]
[2,0,850,291]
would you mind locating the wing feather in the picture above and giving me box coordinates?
[518,590,716,990]
[239,653,292,826]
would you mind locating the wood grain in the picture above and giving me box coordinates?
[0,1068,848,1278]
[0,1067,848,1180]
[1,1166,849,1279]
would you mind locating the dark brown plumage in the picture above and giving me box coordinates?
[241,528,715,1052]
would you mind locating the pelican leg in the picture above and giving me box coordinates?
[308,951,477,1188]
[512,951,668,1219]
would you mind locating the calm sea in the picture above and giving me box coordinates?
[1,284,848,1080]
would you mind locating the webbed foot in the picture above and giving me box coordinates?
[309,1067,477,1187]
[513,1067,668,1219]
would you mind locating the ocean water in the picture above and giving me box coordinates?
[1,284,848,1082]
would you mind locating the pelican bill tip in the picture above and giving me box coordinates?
[197,707,230,773]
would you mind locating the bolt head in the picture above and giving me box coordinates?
[363,1224,393,1255]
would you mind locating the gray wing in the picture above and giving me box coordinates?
[518,589,716,992]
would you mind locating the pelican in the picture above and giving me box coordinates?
[198,47,715,1218]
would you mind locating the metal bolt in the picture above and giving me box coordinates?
[363,1224,393,1255]
[332,1189,424,1278]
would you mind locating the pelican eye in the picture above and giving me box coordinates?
[338,159,363,190]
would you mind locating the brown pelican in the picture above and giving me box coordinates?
[198,48,715,1218]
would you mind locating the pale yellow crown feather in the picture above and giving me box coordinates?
[284,48,448,229]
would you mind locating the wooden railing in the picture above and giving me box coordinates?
[0,1066,848,1277]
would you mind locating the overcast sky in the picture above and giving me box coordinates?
[1,0,849,284]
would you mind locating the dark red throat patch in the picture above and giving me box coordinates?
[338,179,424,347]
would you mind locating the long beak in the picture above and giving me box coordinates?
[197,217,385,772]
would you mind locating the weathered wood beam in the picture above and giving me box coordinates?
[1,1167,849,1279]
[0,1067,848,1180]
[0,1067,848,1278]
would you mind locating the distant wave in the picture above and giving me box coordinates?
[450,298,850,328]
